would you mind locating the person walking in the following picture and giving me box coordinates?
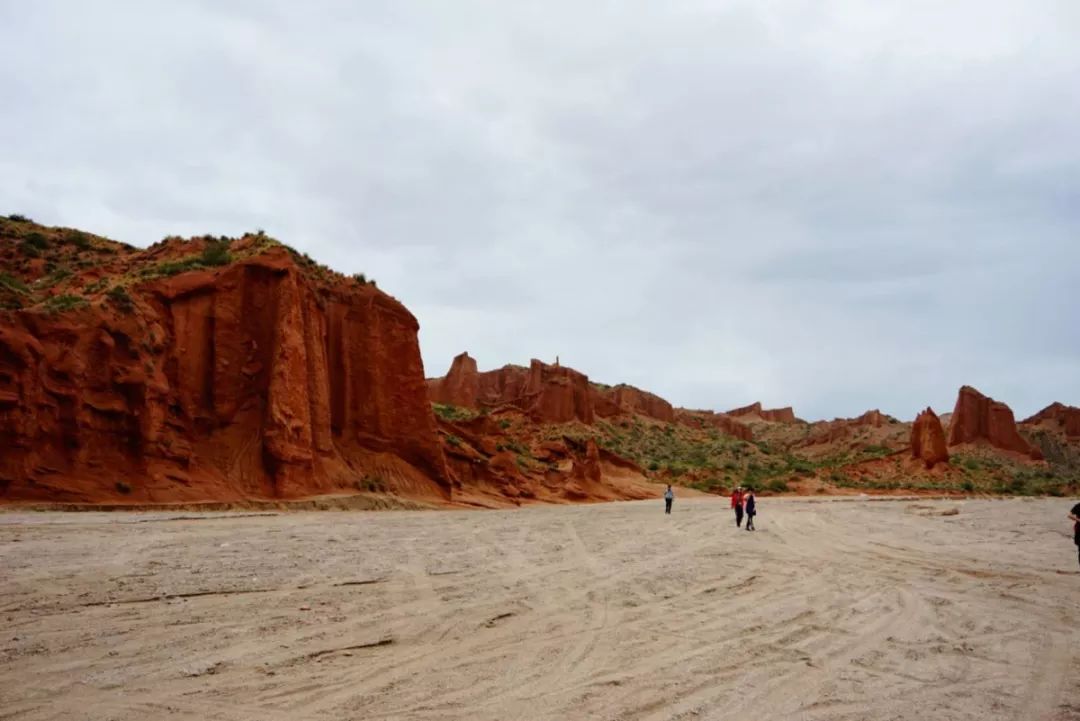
[664,485,674,515]
[1069,501,1080,569]
[731,486,744,528]
[744,489,757,531]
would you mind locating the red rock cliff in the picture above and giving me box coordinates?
[523,359,595,424]
[674,409,754,441]
[911,407,949,469]
[594,384,675,423]
[726,401,798,424]
[428,355,595,424]
[428,351,480,407]
[946,386,1035,458]
[1022,402,1080,439]
[0,228,450,504]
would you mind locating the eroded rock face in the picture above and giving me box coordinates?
[911,407,949,469]
[429,355,595,424]
[1023,402,1080,439]
[946,386,1035,457]
[0,237,450,504]
[595,385,675,423]
[801,409,893,447]
[674,409,754,441]
[726,401,797,424]
[428,352,480,407]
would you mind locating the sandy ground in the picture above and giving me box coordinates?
[2,497,1080,721]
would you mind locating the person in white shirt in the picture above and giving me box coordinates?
[664,485,674,514]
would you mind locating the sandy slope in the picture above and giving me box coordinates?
[2,497,1079,720]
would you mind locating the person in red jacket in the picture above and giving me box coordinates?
[731,486,744,528]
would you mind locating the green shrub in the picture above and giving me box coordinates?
[432,403,478,422]
[353,273,367,284]
[200,238,231,266]
[961,479,975,493]
[766,478,790,493]
[66,231,92,249]
[446,434,462,447]
[115,481,132,495]
[44,267,72,286]
[41,294,88,313]
[0,272,28,294]
[106,285,134,313]
[7,213,32,223]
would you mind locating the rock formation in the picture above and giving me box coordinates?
[674,409,754,442]
[429,355,594,424]
[594,384,675,423]
[0,227,450,503]
[800,409,896,447]
[1022,402,1080,439]
[726,401,798,424]
[427,351,479,407]
[524,359,594,424]
[946,386,1037,458]
[911,408,949,469]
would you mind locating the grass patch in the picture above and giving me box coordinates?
[40,294,88,313]
[106,285,135,313]
[432,403,479,422]
[200,238,231,266]
[0,272,29,294]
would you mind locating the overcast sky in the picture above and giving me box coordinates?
[2,1,1078,421]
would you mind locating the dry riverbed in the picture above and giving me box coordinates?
[2,497,1079,720]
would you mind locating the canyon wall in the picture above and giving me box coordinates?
[0,239,450,504]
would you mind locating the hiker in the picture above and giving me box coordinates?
[664,485,674,514]
[1070,501,1080,569]
[731,486,744,528]
[744,489,756,531]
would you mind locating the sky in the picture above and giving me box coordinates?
[2,1,1079,422]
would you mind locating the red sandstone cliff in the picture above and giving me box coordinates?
[428,355,595,424]
[594,384,675,423]
[800,409,896,447]
[911,408,949,469]
[428,351,480,407]
[946,386,1038,458]
[0,225,450,504]
[674,409,754,442]
[1022,402,1080,439]
[727,401,798,424]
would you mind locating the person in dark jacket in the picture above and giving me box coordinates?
[1069,501,1080,569]
[744,489,757,531]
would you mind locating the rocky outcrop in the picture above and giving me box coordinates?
[429,355,594,424]
[427,352,479,407]
[911,408,949,469]
[523,360,594,424]
[946,386,1037,458]
[801,409,894,447]
[674,409,754,441]
[0,230,450,504]
[726,401,798,424]
[594,384,675,423]
[1022,402,1080,439]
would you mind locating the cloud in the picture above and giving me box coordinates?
[2,0,1079,421]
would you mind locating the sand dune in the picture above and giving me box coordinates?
[2,497,1079,720]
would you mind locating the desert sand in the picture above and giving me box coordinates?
[2,497,1079,720]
